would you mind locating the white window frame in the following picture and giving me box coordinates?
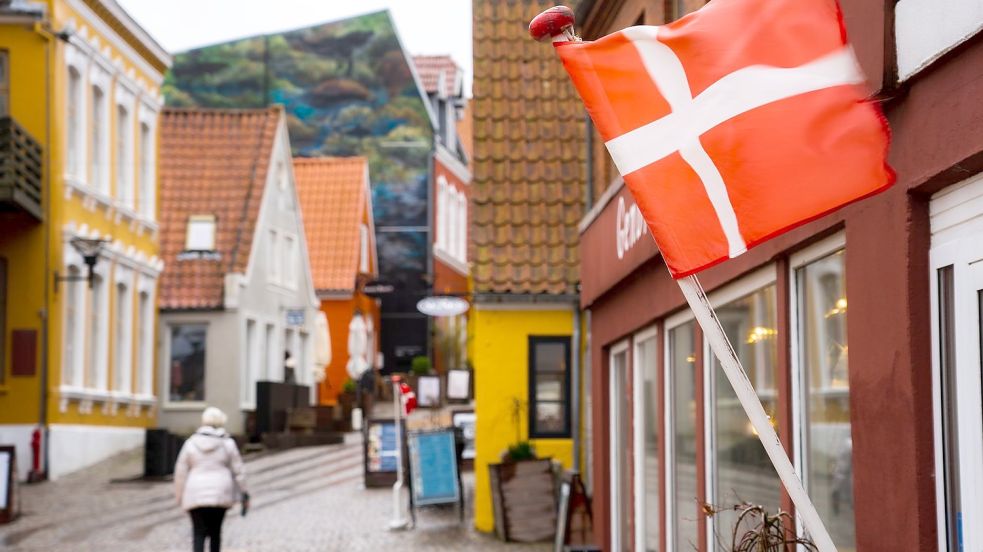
[185,215,216,251]
[112,264,135,397]
[929,173,983,551]
[632,325,659,552]
[89,65,112,197]
[268,229,280,285]
[609,339,630,552]
[64,46,88,183]
[437,176,449,251]
[137,101,158,222]
[61,253,88,392]
[282,232,297,289]
[162,321,209,410]
[135,275,156,399]
[663,307,696,552]
[457,191,468,263]
[701,265,777,547]
[88,255,111,393]
[789,231,847,544]
[114,81,136,210]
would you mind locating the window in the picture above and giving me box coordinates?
[66,67,83,177]
[113,281,132,393]
[244,319,258,406]
[609,343,632,552]
[91,85,108,193]
[710,285,781,544]
[185,215,216,251]
[437,178,448,251]
[795,249,854,546]
[447,188,459,259]
[88,273,108,390]
[457,192,468,262]
[668,321,698,549]
[63,266,85,388]
[937,265,960,549]
[136,290,153,396]
[282,234,297,287]
[169,324,206,402]
[138,122,155,219]
[360,223,370,273]
[528,336,571,437]
[0,51,8,117]
[116,104,133,208]
[635,329,660,551]
[268,229,279,284]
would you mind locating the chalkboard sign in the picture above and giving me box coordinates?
[364,419,400,487]
[407,429,460,507]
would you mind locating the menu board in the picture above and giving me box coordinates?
[407,430,460,507]
[366,420,398,473]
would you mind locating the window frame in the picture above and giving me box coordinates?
[789,231,848,541]
[608,339,631,552]
[632,324,659,552]
[663,310,697,551]
[163,321,209,408]
[527,335,573,439]
[185,215,217,252]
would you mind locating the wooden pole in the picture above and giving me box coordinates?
[677,275,835,551]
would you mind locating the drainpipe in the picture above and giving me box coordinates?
[571,305,581,473]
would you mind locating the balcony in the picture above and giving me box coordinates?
[0,116,43,221]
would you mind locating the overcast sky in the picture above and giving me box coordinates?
[117,0,472,94]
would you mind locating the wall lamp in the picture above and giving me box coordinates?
[54,237,108,290]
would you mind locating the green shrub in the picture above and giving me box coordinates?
[410,355,432,375]
[341,379,357,394]
[503,441,536,462]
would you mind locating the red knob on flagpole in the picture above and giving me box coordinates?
[529,6,578,42]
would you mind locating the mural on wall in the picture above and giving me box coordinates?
[165,9,433,249]
[165,10,434,370]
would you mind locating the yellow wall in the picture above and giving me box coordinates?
[472,306,575,533]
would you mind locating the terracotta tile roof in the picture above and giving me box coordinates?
[471,0,585,296]
[159,107,281,310]
[413,55,462,97]
[293,157,372,293]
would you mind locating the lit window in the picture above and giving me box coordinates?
[796,249,854,546]
[528,336,571,437]
[185,215,216,251]
[169,324,206,402]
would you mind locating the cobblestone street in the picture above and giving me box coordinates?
[0,436,550,552]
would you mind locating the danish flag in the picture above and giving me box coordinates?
[553,0,894,277]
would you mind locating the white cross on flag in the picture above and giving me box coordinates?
[554,0,895,277]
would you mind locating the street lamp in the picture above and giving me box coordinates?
[54,237,108,289]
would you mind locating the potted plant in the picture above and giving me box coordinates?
[704,502,818,551]
[337,379,357,426]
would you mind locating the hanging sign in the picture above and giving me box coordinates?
[416,296,469,317]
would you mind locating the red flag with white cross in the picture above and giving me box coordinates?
[537,0,894,278]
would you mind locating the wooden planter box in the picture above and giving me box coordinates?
[488,459,557,542]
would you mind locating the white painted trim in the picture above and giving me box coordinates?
[434,246,469,276]
[435,143,472,184]
[706,264,777,309]
[632,325,659,551]
[608,340,630,552]
[790,232,847,270]
[895,0,983,81]
[64,0,169,84]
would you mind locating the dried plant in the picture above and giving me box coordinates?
[703,502,819,552]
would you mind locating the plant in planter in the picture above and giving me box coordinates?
[410,355,432,376]
[704,502,818,552]
[337,379,357,424]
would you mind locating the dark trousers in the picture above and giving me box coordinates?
[189,507,227,552]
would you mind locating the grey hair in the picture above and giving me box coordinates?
[201,406,227,428]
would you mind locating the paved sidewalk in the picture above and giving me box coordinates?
[0,436,549,552]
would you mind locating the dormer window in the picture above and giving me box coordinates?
[185,215,216,251]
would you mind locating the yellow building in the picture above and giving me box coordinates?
[470,0,588,534]
[0,0,170,480]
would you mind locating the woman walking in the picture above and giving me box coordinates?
[174,407,248,552]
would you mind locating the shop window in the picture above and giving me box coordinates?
[795,249,855,546]
[710,284,781,544]
[169,324,206,402]
[528,336,571,438]
[669,320,698,549]
[0,51,8,117]
[635,329,660,551]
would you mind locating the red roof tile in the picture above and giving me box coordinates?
[159,107,281,310]
[293,157,372,293]
[413,55,463,98]
[471,0,585,295]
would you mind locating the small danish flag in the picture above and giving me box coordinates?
[398,381,417,415]
[552,0,894,277]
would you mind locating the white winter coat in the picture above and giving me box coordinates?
[174,426,248,511]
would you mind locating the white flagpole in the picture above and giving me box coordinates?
[678,275,835,551]
[388,376,409,530]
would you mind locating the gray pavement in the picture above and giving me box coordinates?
[0,435,550,552]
